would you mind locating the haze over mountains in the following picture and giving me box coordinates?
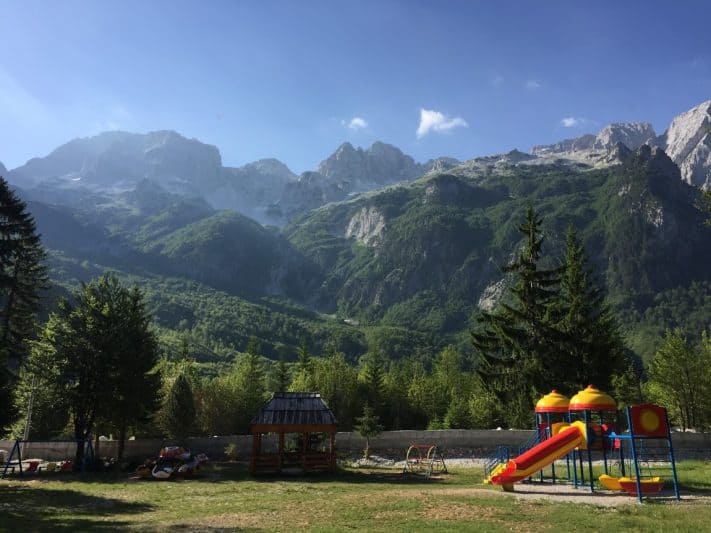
[1,99,710,364]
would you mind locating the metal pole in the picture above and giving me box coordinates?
[627,407,643,504]
[23,375,36,441]
[664,408,680,500]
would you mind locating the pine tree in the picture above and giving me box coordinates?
[233,337,266,432]
[108,286,161,458]
[0,177,47,431]
[313,350,359,428]
[354,402,383,459]
[270,357,291,393]
[471,206,561,426]
[360,347,386,415]
[701,188,711,227]
[554,225,627,392]
[163,373,196,440]
[291,338,315,391]
[0,177,48,360]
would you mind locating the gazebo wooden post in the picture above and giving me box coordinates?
[329,431,336,471]
[302,432,308,470]
[250,433,260,474]
[278,431,285,473]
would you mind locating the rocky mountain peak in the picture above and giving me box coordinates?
[421,157,459,173]
[242,158,295,180]
[593,122,657,150]
[530,100,711,190]
[531,134,595,155]
[532,122,656,156]
[9,129,223,192]
[663,99,711,189]
[318,141,419,188]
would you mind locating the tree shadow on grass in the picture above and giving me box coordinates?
[0,484,154,530]
[8,462,454,488]
[248,467,450,486]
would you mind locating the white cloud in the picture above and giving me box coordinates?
[561,117,580,127]
[525,79,541,90]
[491,75,504,86]
[416,108,468,138]
[347,116,368,130]
[560,116,593,128]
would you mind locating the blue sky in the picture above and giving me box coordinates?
[1,0,710,172]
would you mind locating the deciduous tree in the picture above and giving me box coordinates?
[26,274,160,464]
[647,330,711,430]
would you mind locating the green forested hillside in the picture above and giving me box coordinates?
[286,147,711,360]
[22,146,711,369]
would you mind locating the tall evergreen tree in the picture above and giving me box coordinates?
[107,286,161,458]
[290,337,315,391]
[702,189,711,227]
[233,337,266,432]
[313,350,359,429]
[0,177,47,431]
[471,206,561,426]
[360,347,386,415]
[554,225,627,392]
[270,357,291,393]
[163,373,196,440]
[354,402,383,459]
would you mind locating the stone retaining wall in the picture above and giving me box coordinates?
[2,429,709,462]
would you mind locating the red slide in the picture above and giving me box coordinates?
[489,425,584,486]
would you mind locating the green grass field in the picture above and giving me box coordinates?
[1,462,710,531]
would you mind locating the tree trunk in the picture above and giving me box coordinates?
[117,423,127,461]
[74,418,92,470]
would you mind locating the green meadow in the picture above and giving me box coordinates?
[1,462,710,531]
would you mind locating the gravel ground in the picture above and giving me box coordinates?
[341,453,704,507]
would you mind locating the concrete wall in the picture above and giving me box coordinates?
[2,429,710,462]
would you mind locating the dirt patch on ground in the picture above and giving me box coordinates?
[493,482,711,507]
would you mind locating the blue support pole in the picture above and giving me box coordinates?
[584,410,594,492]
[1,440,22,478]
[601,410,609,475]
[626,407,644,504]
[664,408,680,500]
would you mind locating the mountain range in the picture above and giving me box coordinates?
[2,99,710,366]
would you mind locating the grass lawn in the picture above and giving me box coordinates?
[1,461,711,531]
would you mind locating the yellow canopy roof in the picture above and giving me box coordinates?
[535,390,570,413]
[569,385,616,411]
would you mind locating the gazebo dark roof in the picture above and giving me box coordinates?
[250,392,338,427]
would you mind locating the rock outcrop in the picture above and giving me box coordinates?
[318,141,421,190]
[531,134,596,155]
[531,100,711,190]
[662,99,711,189]
[345,206,386,246]
[10,130,225,194]
[532,122,657,156]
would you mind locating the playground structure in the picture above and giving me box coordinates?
[1,439,94,478]
[402,444,447,478]
[484,386,680,502]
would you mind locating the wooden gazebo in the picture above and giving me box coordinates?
[249,392,338,474]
